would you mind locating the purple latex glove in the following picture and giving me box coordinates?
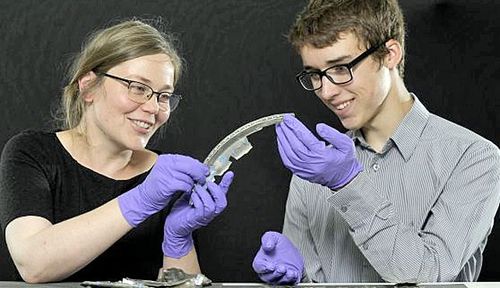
[252,231,304,285]
[163,171,234,258]
[118,154,209,227]
[276,114,363,190]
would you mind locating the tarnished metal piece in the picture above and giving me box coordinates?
[81,268,211,288]
[203,113,293,181]
[157,267,211,287]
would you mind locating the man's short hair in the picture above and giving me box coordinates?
[289,0,406,76]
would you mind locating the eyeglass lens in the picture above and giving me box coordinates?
[128,82,180,111]
[300,66,352,90]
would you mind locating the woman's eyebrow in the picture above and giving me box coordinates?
[128,74,173,91]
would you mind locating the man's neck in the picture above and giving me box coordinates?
[361,80,413,152]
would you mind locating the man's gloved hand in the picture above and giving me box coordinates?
[252,231,304,285]
[276,114,363,190]
[162,171,234,258]
[118,154,209,227]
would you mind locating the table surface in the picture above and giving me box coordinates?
[0,282,499,288]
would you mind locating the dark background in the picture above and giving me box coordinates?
[0,0,499,282]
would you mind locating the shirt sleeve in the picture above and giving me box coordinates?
[0,132,54,229]
[283,174,326,283]
[327,140,500,283]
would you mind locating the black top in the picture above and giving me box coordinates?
[0,130,167,281]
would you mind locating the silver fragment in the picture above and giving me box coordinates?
[203,113,292,181]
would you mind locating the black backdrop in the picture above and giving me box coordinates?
[0,0,499,282]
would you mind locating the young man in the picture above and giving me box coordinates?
[252,0,500,284]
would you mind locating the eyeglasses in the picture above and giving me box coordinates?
[296,41,386,91]
[97,72,182,112]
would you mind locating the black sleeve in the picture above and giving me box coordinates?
[0,132,54,229]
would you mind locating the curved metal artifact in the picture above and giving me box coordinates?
[203,113,293,181]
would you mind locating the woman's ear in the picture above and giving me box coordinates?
[384,39,403,70]
[78,71,97,102]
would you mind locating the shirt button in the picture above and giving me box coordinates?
[362,243,369,250]
[372,163,380,171]
[340,205,348,213]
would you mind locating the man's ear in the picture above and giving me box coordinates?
[384,39,403,70]
[78,71,97,102]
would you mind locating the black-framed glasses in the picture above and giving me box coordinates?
[296,41,387,91]
[97,72,182,112]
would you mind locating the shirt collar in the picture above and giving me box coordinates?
[391,94,430,161]
[348,94,430,161]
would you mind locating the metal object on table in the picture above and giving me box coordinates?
[81,267,211,288]
[203,113,293,182]
[157,267,211,287]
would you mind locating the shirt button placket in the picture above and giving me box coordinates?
[371,155,380,172]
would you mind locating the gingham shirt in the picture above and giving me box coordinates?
[283,96,500,283]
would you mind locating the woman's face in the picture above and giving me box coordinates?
[84,53,175,151]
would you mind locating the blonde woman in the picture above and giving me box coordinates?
[0,18,233,283]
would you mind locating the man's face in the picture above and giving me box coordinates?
[299,32,392,131]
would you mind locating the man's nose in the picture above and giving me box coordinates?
[317,75,341,101]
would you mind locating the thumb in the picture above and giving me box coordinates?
[261,231,280,253]
[316,123,353,153]
[218,171,234,195]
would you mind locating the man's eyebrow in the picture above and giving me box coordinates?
[303,55,352,71]
[325,55,351,66]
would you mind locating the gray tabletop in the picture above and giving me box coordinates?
[1,282,498,288]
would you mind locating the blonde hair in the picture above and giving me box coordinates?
[58,18,183,130]
[289,0,406,77]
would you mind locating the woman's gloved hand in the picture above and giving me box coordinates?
[162,171,234,258]
[118,154,209,227]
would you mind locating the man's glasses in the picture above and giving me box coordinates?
[296,41,386,91]
[97,72,182,112]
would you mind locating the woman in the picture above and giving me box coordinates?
[0,18,233,283]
